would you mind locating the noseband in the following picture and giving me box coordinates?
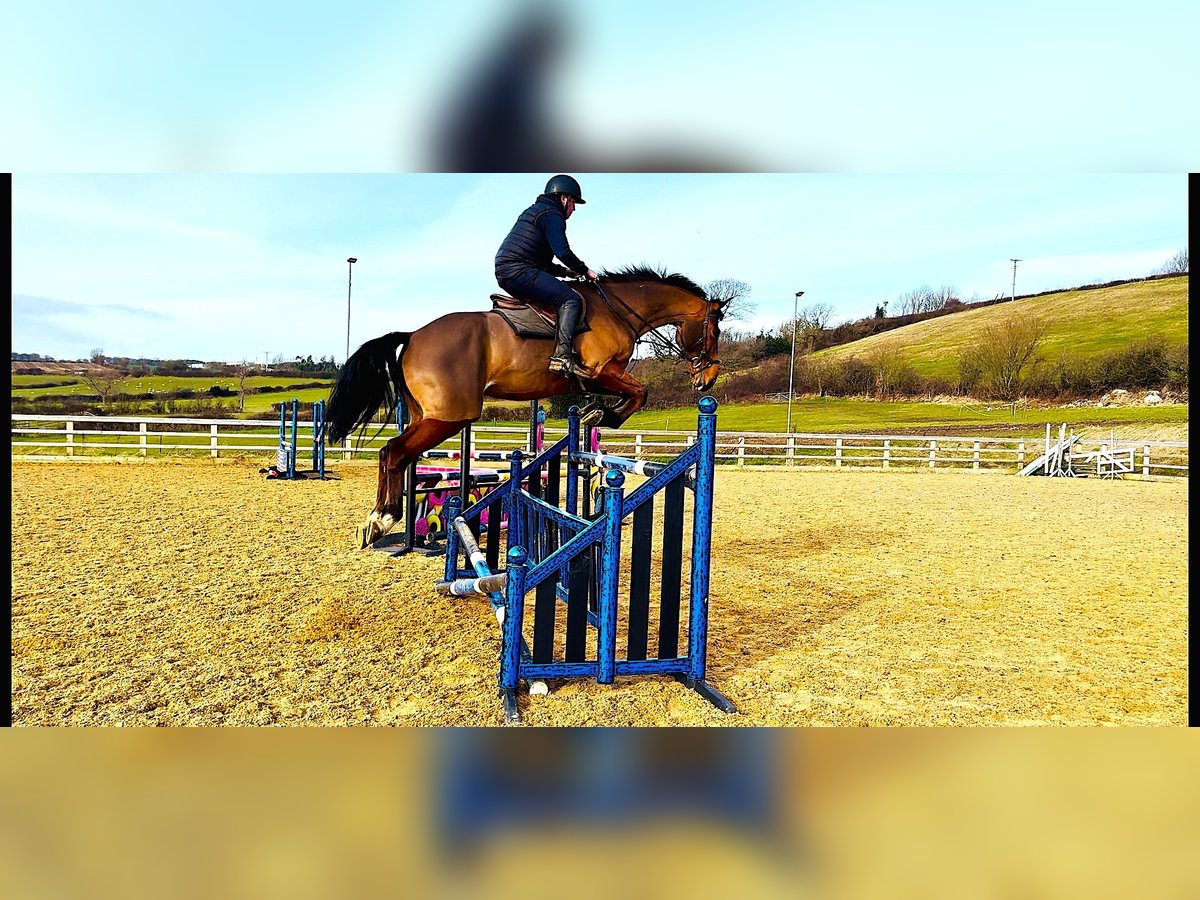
[680,303,722,375]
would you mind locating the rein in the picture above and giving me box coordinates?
[585,278,720,373]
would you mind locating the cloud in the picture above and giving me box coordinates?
[13,293,174,321]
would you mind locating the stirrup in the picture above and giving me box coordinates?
[548,354,588,378]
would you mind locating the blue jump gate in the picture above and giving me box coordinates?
[438,396,735,723]
[266,397,328,480]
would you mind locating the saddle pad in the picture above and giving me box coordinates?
[490,294,591,340]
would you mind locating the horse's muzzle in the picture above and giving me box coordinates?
[692,365,718,392]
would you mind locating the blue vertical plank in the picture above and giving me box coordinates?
[444,495,463,583]
[500,546,528,722]
[288,398,298,479]
[688,396,718,686]
[597,469,625,684]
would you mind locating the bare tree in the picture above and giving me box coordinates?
[896,286,936,315]
[797,303,835,332]
[237,361,254,413]
[83,367,123,406]
[790,303,836,353]
[704,277,756,321]
[932,284,959,307]
[1156,249,1188,275]
[958,315,1045,400]
[896,285,958,315]
[89,347,106,364]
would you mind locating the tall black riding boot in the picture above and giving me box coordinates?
[548,297,586,376]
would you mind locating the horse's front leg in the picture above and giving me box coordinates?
[586,364,649,429]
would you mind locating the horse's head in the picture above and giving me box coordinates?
[677,299,727,392]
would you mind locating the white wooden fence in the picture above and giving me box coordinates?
[10,413,1188,479]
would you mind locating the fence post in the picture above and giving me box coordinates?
[343,438,351,461]
[1017,440,1025,469]
[928,439,936,469]
[973,441,981,470]
[210,423,219,458]
[786,434,795,467]
[138,422,147,457]
[883,438,890,469]
[835,437,843,468]
[737,435,745,467]
[66,420,74,458]
[1142,444,1151,477]
[635,433,642,458]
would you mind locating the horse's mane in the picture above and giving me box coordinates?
[600,265,708,301]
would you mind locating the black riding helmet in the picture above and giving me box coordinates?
[544,174,586,204]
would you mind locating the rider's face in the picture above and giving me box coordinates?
[562,196,576,218]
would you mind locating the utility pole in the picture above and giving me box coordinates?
[346,257,358,363]
[1010,259,1022,301]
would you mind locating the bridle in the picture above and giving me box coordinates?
[586,278,722,375]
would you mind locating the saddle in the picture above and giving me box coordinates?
[490,293,592,340]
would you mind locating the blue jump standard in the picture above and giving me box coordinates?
[265,398,330,480]
[440,395,735,723]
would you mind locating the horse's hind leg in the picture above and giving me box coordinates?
[357,418,471,548]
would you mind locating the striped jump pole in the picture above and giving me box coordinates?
[435,512,508,602]
[571,450,669,478]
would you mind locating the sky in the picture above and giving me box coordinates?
[2,1,1197,172]
[11,173,1187,363]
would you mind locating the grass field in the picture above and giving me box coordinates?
[242,387,337,416]
[813,275,1188,379]
[602,397,1188,440]
[11,374,333,400]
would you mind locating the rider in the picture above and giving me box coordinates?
[495,174,600,377]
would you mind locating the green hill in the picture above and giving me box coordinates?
[813,275,1188,378]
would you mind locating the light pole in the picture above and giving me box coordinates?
[345,257,358,363]
[1010,258,1021,301]
[786,290,805,435]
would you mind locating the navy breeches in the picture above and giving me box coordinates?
[498,268,581,309]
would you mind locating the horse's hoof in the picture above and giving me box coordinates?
[357,521,382,549]
[580,408,603,428]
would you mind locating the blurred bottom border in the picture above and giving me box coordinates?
[1,728,1197,899]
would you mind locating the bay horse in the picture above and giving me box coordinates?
[326,265,728,548]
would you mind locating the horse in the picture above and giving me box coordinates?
[326,265,728,548]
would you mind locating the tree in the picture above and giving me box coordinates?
[237,362,254,412]
[896,285,957,316]
[958,315,1045,400]
[866,344,911,400]
[1156,249,1188,275]
[83,367,123,406]
[704,278,756,322]
[90,347,106,364]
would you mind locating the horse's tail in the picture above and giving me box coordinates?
[326,331,410,444]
